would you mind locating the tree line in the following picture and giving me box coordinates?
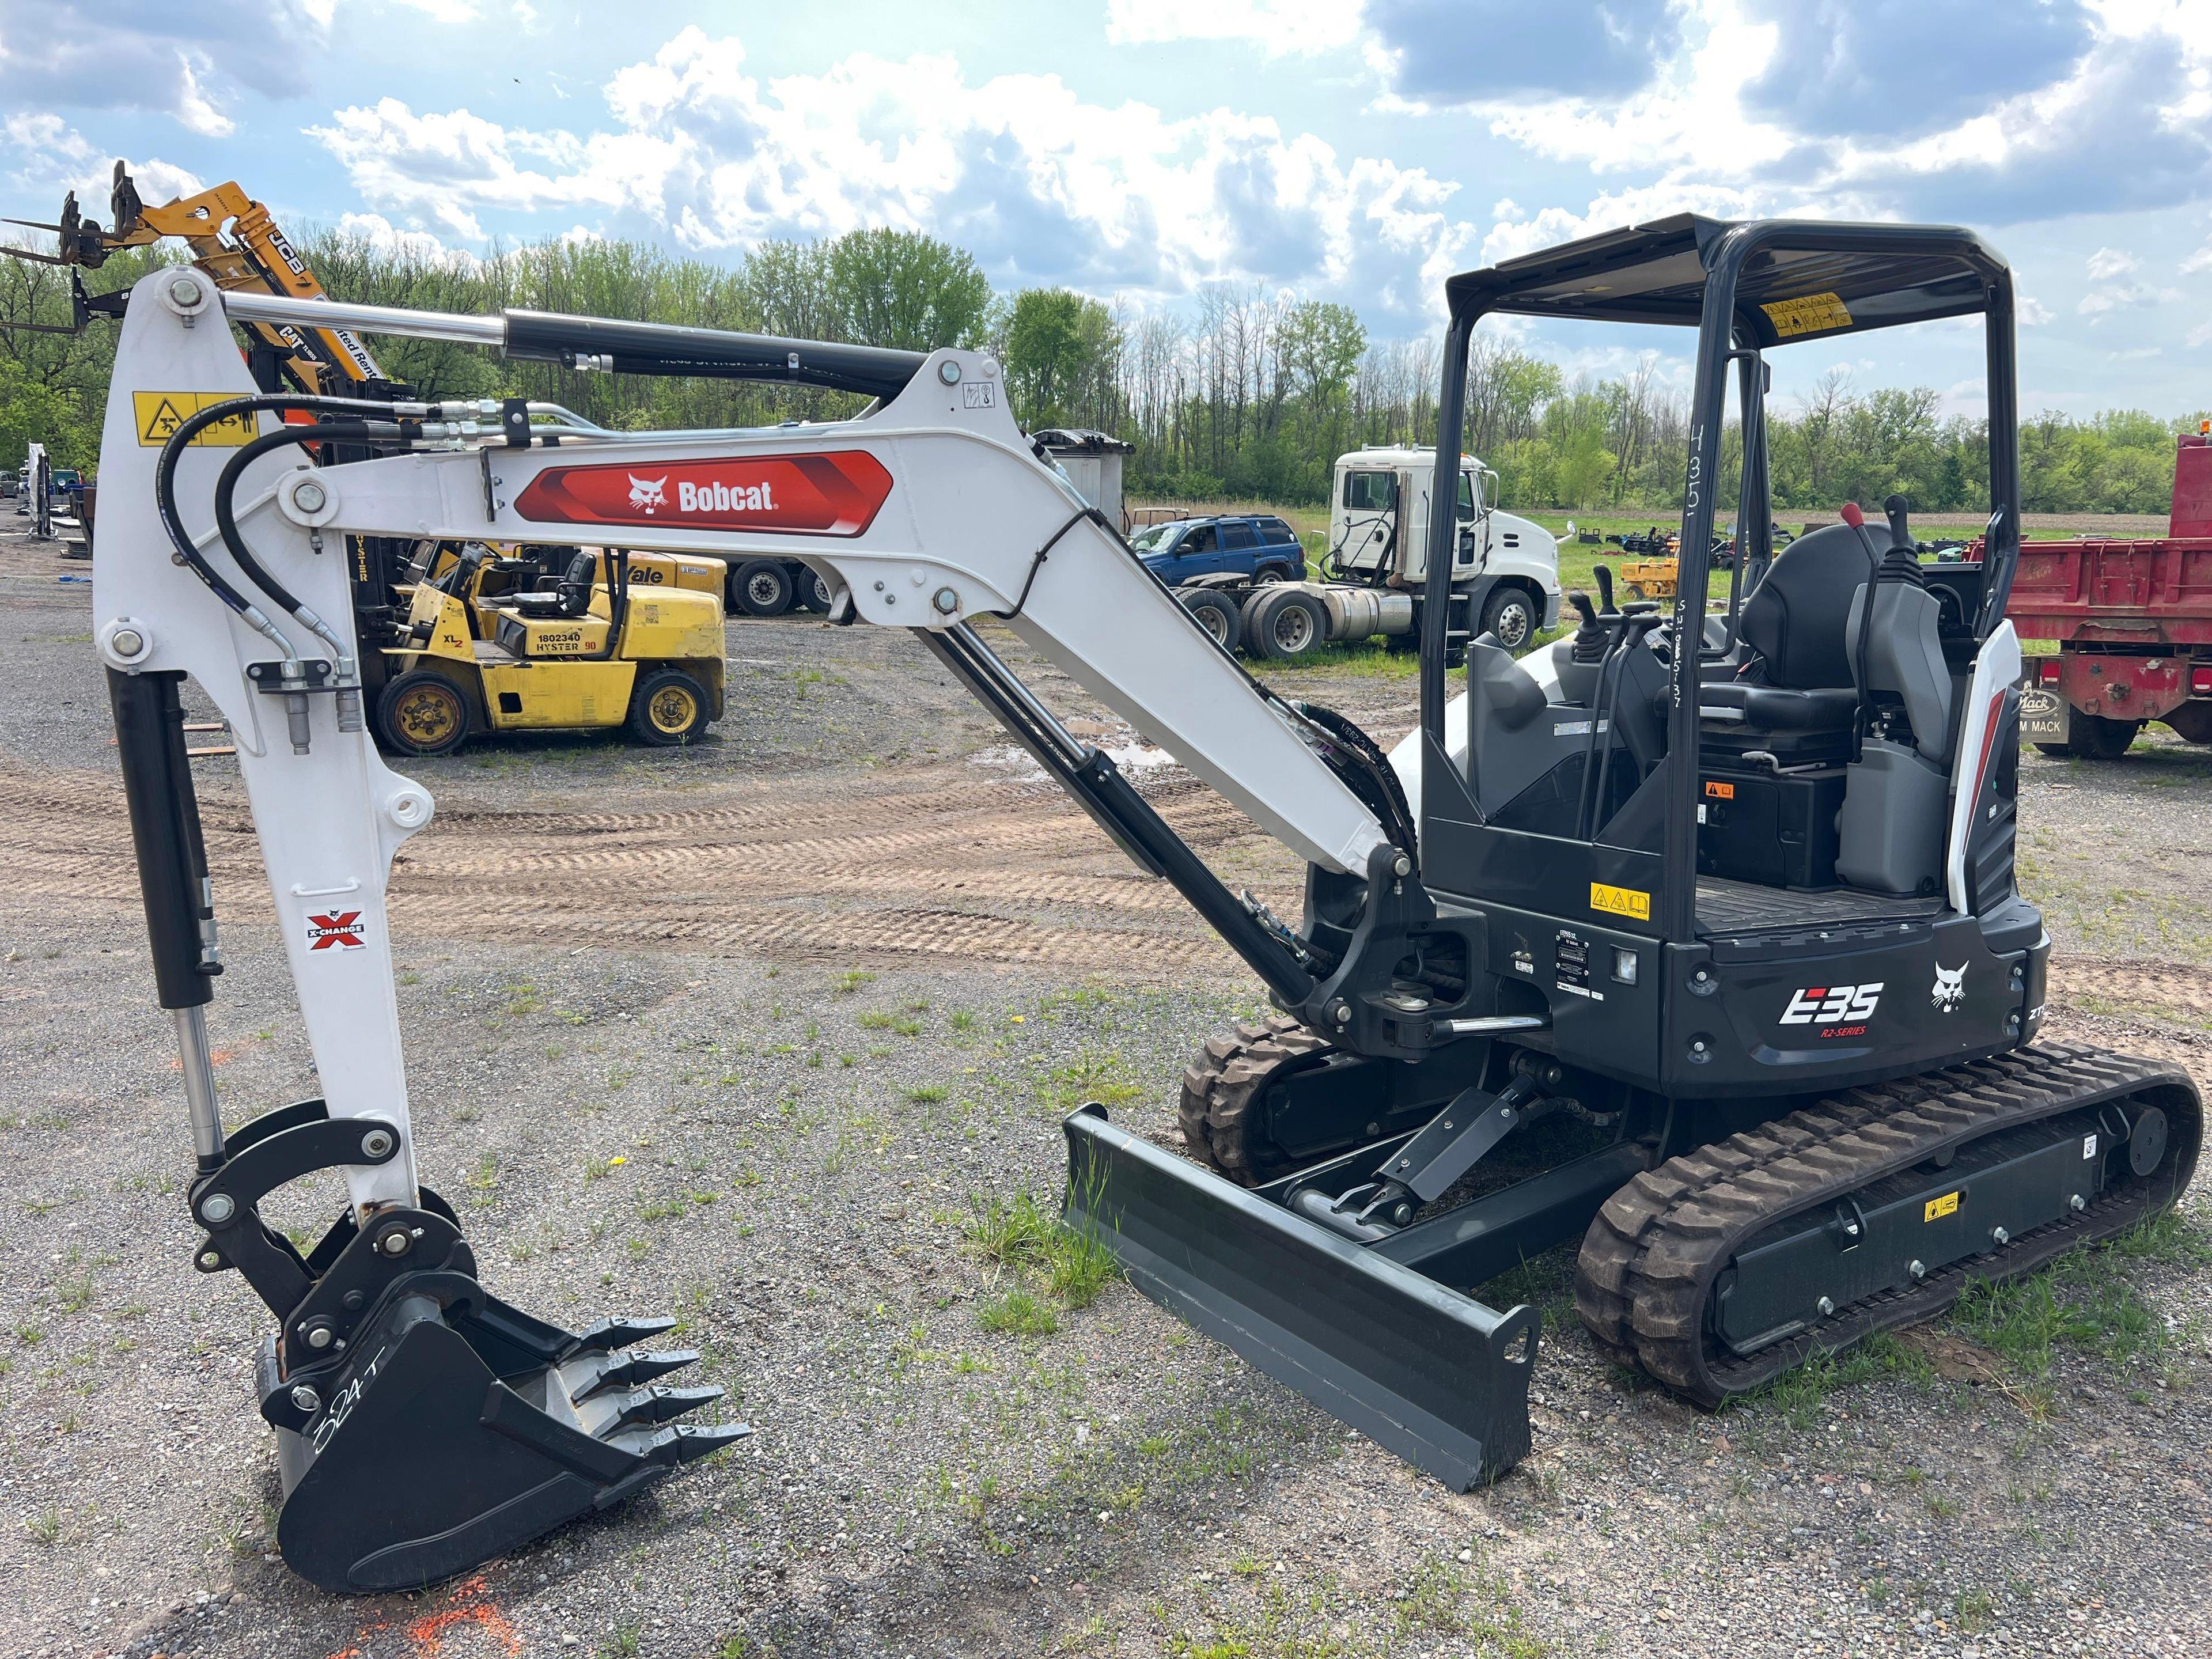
[1,224,2198,517]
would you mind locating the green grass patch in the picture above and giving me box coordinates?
[976,1289,1059,1337]
[964,1188,1120,1312]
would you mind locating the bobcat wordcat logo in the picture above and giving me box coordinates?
[1779,982,1883,1036]
[676,478,777,514]
[628,475,667,513]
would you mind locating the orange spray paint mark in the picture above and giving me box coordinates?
[320,1574,520,1659]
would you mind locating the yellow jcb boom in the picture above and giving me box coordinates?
[5,160,384,396]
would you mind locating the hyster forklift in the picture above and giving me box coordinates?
[93,217,2196,1591]
[376,540,728,755]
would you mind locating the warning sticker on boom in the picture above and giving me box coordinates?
[134,392,255,448]
[1760,291,1854,339]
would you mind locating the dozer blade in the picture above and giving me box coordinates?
[1063,1105,1535,1490]
[270,1284,747,1593]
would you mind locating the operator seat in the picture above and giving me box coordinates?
[506,551,599,619]
[1699,522,1875,760]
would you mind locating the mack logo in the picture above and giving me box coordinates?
[514,451,893,537]
[307,911,366,950]
[1779,982,1882,1032]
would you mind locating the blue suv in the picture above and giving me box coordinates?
[1130,516,1305,586]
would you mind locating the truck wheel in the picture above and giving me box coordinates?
[376,671,472,757]
[1479,585,1538,653]
[2069,714,2142,759]
[627,667,713,745]
[732,560,794,618]
[1249,588,1328,660]
[794,567,834,613]
[1178,588,1243,653]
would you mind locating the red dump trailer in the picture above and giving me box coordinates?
[2011,432,2212,757]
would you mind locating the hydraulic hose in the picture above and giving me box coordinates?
[153,393,406,643]
[212,420,395,638]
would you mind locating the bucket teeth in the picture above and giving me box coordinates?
[619,1421,752,1467]
[568,1315,679,1354]
[564,1347,702,1400]
[607,1384,722,1429]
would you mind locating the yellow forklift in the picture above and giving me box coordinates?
[378,543,728,755]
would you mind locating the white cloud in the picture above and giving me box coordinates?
[1,115,202,215]
[0,2,331,137]
[1101,0,1363,54]
[309,27,1477,319]
[2018,294,2054,326]
[334,211,477,266]
[2078,243,2178,315]
[2086,247,2138,282]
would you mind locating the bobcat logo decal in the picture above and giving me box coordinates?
[1931,962,1967,1013]
[627,475,668,513]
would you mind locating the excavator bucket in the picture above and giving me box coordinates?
[1063,1105,1535,1490]
[267,1275,746,1593]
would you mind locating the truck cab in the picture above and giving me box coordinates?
[1327,446,1560,649]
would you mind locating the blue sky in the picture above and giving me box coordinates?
[2,1,2204,422]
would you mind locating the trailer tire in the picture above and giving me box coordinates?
[1177,588,1243,653]
[627,666,713,746]
[732,559,795,618]
[1248,587,1329,660]
[2069,714,2142,759]
[794,567,834,613]
[376,671,472,757]
[1479,584,1539,653]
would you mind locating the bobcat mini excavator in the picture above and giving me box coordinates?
[97,218,2197,1590]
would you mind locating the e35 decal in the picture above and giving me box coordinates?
[1779,982,1883,1035]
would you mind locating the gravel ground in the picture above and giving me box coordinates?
[5,521,2212,1659]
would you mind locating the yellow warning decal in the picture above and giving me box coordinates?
[1590,881,1651,921]
[134,392,255,448]
[1924,1190,1961,1223]
[1761,291,1854,339]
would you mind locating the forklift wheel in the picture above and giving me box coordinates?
[628,668,712,745]
[375,671,472,757]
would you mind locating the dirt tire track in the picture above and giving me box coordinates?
[0,760,1278,977]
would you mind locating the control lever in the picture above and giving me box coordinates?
[1592,563,1618,616]
[1884,493,1911,551]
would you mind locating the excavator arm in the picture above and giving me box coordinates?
[92,266,1486,1589]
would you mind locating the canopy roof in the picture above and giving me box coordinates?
[1445,215,2005,349]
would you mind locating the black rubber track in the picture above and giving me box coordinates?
[1177,1014,1332,1185]
[1575,1043,2202,1406]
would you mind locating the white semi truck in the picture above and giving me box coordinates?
[1172,445,1561,661]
